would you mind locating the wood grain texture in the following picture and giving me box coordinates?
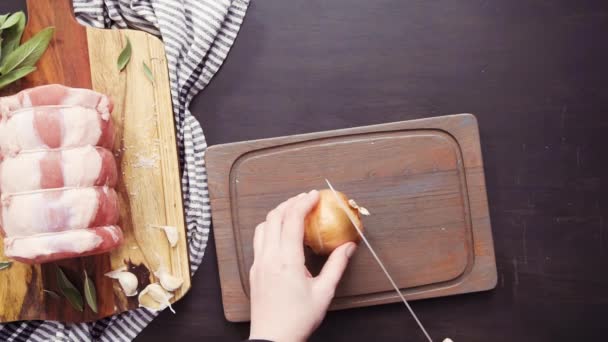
[0,0,190,323]
[86,27,191,315]
[20,0,91,88]
[206,114,497,322]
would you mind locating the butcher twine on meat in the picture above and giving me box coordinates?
[0,85,124,265]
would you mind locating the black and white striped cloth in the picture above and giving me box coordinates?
[0,0,249,341]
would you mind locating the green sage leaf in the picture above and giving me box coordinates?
[0,261,12,270]
[56,267,83,312]
[0,66,35,89]
[84,270,98,313]
[0,12,23,30]
[0,11,25,63]
[0,26,54,75]
[0,14,9,28]
[43,289,60,299]
[117,37,131,71]
[143,61,154,83]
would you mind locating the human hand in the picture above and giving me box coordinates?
[249,190,357,342]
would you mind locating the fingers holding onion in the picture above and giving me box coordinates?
[303,189,368,255]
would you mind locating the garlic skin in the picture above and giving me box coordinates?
[348,199,370,216]
[154,268,184,292]
[150,225,179,247]
[138,283,175,313]
[105,267,138,297]
[104,266,127,277]
[304,189,364,255]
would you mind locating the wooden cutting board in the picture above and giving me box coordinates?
[0,0,191,323]
[206,113,497,322]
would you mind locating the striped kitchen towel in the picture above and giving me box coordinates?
[0,0,250,341]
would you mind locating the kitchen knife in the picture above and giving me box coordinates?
[325,178,433,342]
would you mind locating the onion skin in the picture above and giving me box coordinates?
[304,189,363,255]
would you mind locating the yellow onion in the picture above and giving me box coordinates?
[304,189,367,255]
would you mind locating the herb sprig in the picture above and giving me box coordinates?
[0,11,54,89]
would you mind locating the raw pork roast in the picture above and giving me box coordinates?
[0,84,123,264]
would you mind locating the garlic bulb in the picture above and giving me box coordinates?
[154,268,184,292]
[150,225,178,247]
[105,267,138,297]
[304,189,364,255]
[138,283,175,313]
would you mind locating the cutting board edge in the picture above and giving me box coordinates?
[223,265,498,322]
[206,113,478,153]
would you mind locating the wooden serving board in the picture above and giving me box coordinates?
[206,113,497,322]
[0,0,191,323]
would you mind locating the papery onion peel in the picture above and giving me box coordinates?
[304,189,366,255]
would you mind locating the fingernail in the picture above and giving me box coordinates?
[345,243,356,258]
[309,189,318,196]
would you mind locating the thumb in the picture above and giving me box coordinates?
[314,242,356,300]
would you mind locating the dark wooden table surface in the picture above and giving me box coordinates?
[4,1,608,341]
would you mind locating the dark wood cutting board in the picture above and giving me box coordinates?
[0,0,191,323]
[206,113,497,322]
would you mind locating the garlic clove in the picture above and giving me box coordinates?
[105,267,138,297]
[150,225,179,247]
[138,283,175,313]
[118,272,139,297]
[154,268,184,292]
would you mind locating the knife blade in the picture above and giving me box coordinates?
[325,179,433,342]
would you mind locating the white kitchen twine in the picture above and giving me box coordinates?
[0,0,250,341]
